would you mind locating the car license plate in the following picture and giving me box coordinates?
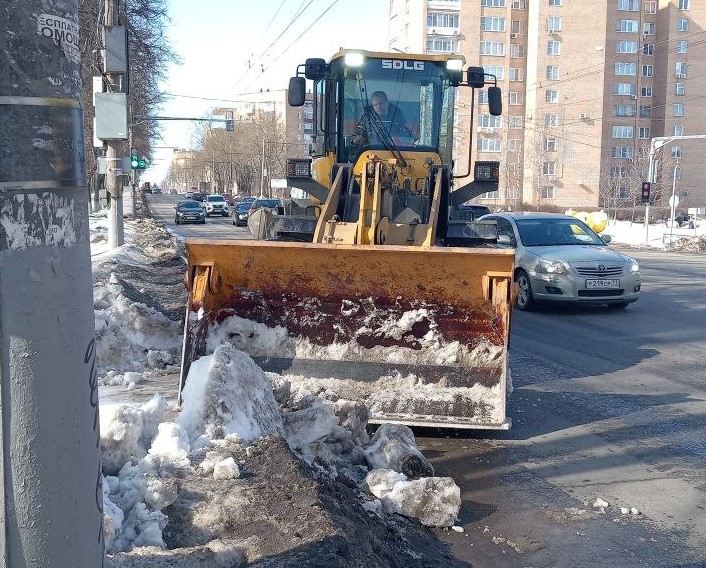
[586,279,620,289]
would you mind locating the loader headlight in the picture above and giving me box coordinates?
[344,52,365,67]
[446,58,464,71]
[536,259,569,275]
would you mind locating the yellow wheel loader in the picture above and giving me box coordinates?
[180,50,516,429]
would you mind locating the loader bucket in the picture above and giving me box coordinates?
[179,239,515,429]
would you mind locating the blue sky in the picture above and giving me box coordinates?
[148,0,389,183]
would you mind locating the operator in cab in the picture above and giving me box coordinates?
[351,91,417,147]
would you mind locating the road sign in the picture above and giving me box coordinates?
[669,195,680,208]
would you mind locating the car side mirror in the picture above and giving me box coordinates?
[601,234,612,243]
[497,234,513,245]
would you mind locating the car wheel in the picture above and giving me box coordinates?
[515,270,535,311]
[201,219,206,224]
[222,212,227,217]
[232,217,236,225]
[608,302,629,309]
[175,217,179,225]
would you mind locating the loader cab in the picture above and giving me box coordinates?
[334,53,461,165]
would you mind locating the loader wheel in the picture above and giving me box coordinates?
[515,270,535,311]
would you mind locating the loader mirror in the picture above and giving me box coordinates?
[288,77,306,107]
[304,58,327,81]
[488,86,502,116]
[466,66,486,88]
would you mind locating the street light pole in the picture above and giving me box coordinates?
[670,159,680,243]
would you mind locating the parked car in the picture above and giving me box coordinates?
[223,193,235,206]
[479,212,641,311]
[457,203,491,220]
[232,201,253,226]
[248,198,281,217]
[151,187,162,194]
[189,192,205,202]
[204,194,229,217]
[174,200,206,225]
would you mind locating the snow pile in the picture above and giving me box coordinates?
[94,272,182,374]
[101,344,463,554]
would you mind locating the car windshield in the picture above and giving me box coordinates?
[516,218,605,247]
[236,202,252,212]
[208,196,224,202]
[177,201,202,211]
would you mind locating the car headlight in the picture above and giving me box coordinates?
[536,259,570,275]
[627,258,639,272]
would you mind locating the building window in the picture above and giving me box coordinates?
[679,0,689,9]
[615,82,636,95]
[480,17,506,31]
[643,43,654,56]
[638,127,650,139]
[546,65,559,79]
[639,105,652,117]
[645,1,657,14]
[478,90,489,105]
[542,162,556,176]
[612,125,634,138]
[618,0,640,10]
[478,138,502,152]
[545,89,559,103]
[614,104,635,117]
[508,91,523,105]
[480,41,505,56]
[675,83,685,96]
[641,85,652,97]
[549,0,561,5]
[674,103,684,117]
[617,20,638,33]
[547,40,561,55]
[610,166,629,178]
[512,0,527,8]
[540,185,555,199]
[543,137,557,151]
[478,115,502,129]
[674,125,684,136]
[481,0,506,6]
[545,114,559,127]
[677,19,689,31]
[509,68,524,81]
[611,146,634,159]
[615,62,637,75]
[642,65,653,77]
[508,116,523,129]
[428,12,460,28]
[672,147,682,158]
[426,38,459,52]
[617,41,638,53]
[510,44,526,57]
[643,22,656,36]
[547,16,561,32]
[483,65,504,80]
[677,40,688,53]
[507,138,521,151]
[510,20,522,33]
[676,61,688,78]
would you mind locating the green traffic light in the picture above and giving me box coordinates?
[138,158,146,169]
[131,158,139,168]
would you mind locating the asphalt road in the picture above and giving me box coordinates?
[147,193,706,567]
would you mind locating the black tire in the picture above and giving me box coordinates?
[608,302,629,309]
[175,216,179,225]
[222,212,227,217]
[201,219,206,224]
[515,270,535,311]
[232,217,236,226]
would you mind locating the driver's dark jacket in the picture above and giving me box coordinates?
[353,103,409,145]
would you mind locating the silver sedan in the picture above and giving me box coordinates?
[481,212,642,310]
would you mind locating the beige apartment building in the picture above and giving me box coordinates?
[390,0,706,214]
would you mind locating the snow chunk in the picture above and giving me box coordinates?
[381,476,461,527]
[178,343,284,445]
[213,457,241,480]
[364,424,434,479]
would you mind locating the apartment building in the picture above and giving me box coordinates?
[389,0,706,213]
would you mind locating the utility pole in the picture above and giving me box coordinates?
[105,0,124,247]
[0,0,105,566]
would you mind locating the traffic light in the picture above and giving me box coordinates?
[640,181,651,204]
[226,119,234,131]
[130,148,139,169]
